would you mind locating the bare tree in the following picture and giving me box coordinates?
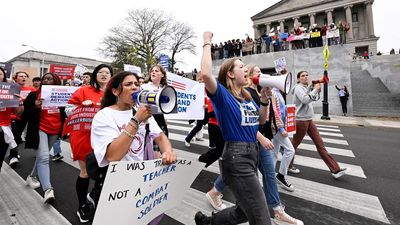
[168,22,197,72]
[99,8,196,73]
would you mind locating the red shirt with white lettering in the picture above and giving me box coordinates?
[38,91,62,134]
[67,86,103,161]
[11,85,36,120]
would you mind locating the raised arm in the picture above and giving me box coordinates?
[201,31,217,95]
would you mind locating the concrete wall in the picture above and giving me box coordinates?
[212,45,353,116]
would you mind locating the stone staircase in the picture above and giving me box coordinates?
[351,64,400,116]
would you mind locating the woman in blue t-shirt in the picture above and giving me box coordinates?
[194,31,274,225]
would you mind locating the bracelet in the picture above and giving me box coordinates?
[122,129,135,138]
[131,116,140,125]
[203,43,211,48]
[128,120,138,130]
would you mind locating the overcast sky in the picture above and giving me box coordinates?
[0,0,397,72]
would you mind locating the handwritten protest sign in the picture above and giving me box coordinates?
[274,57,287,74]
[0,82,20,108]
[41,85,78,107]
[286,104,296,135]
[311,31,321,38]
[326,30,340,39]
[74,64,89,79]
[92,158,204,225]
[165,72,204,120]
[62,106,100,137]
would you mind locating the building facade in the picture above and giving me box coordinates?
[251,0,378,55]
[6,50,109,83]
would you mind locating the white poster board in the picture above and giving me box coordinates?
[274,57,286,74]
[41,85,79,107]
[165,72,205,120]
[124,64,142,77]
[74,64,89,79]
[326,30,340,39]
[92,158,204,225]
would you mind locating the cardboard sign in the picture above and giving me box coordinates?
[286,104,296,135]
[164,73,205,120]
[41,85,79,107]
[124,64,142,76]
[62,106,100,136]
[49,64,75,80]
[93,158,204,225]
[274,57,286,74]
[0,82,20,108]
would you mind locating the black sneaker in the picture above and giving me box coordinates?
[195,211,211,225]
[52,154,64,162]
[77,204,93,223]
[276,174,295,192]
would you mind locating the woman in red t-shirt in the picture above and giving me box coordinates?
[66,64,113,222]
[0,67,23,171]
[23,73,66,204]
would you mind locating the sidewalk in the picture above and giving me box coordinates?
[0,164,71,225]
[314,114,400,129]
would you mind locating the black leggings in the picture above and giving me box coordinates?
[340,97,348,114]
[0,132,10,171]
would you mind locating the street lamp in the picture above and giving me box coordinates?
[21,44,45,78]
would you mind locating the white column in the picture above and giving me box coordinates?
[326,9,334,25]
[253,25,260,38]
[309,13,316,27]
[344,5,354,40]
[293,17,299,28]
[365,0,375,36]
[279,20,285,33]
[265,23,271,34]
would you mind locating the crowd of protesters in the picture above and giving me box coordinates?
[211,21,351,60]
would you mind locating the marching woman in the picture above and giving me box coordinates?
[0,67,23,172]
[141,65,169,137]
[23,72,66,203]
[194,31,274,225]
[66,64,113,223]
[91,71,177,225]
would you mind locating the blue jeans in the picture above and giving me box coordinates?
[53,138,61,155]
[214,144,281,208]
[30,130,58,191]
[258,144,281,208]
[211,142,270,225]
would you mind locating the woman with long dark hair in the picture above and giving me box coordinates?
[24,72,65,203]
[66,64,113,223]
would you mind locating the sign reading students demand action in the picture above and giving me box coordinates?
[0,82,20,108]
[41,85,79,107]
[92,158,203,225]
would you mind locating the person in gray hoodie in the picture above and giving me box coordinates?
[288,71,350,179]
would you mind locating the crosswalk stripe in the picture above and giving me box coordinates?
[172,149,388,224]
[303,135,348,145]
[313,124,339,128]
[298,143,355,157]
[318,131,344,137]
[316,127,341,132]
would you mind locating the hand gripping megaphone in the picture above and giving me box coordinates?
[312,71,329,84]
[132,86,177,114]
[252,72,293,94]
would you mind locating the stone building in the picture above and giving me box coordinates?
[251,0,378,55]
[5,50,109,83]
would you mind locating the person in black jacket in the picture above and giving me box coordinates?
[335,85,349,116]
[23,72,66,204]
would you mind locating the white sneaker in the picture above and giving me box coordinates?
[185,141,190,147]
[274,209,304,225]
[26,175,41,189]
[288,167,300,174]
[205,192,226,211]
[332,167,351,179]
[44,188,55,204]
[9,157,19,166]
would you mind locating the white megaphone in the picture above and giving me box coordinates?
[132,86,177,114]
[252,72,293,94]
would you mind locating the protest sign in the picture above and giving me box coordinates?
[274,57,287,74]
[49,64,75,80]
[311,31,321,38]
[74,64,89,79]
[41,85,79,107]
[164,72,204,120]
[280,33,289,39]
[286,104,296,135]
[0,82,20,108]
[124,64,142,76]
[62,105,100,137]
[92,158,204,225]
[326,30,340,39]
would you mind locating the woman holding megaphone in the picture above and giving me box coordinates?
[194,31,274,225]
